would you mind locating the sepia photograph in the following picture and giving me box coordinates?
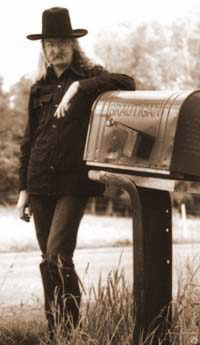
[1,0,200,344]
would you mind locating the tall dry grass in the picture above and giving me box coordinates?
[0,267,133,345]
[0,261,200,345]
[170,256,200,345]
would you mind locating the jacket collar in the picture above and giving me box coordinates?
[70,64,86,78]
[46,63,86,81]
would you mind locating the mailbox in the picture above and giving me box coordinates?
[84,90,200,181]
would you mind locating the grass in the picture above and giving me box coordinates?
[1,260,200,345]
[0,268,133,345]
[170,256,200,345]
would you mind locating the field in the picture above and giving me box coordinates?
[1,206,200,344]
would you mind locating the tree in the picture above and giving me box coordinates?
[9,76,32,138]
[0,76,32,204]
[94,20,200,90]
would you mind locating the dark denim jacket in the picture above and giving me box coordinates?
[19,65,135,196]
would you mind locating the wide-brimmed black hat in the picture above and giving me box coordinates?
[27,7,88,40]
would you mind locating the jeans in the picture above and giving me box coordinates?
[30,194,88,335]
[31,194,88,267]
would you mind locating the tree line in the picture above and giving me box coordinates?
[1,19,200,214]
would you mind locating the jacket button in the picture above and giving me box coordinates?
[52,124,56,129]
[57,84,62,88]
[49,166,55,172]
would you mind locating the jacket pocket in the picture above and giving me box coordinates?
[33,93,53,109]
[33,93,53,126]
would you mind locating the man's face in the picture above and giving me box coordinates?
[43,38,74,69]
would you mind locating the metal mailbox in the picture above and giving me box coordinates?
[84,90,200,180]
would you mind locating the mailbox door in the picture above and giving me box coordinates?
[171,91,200,177]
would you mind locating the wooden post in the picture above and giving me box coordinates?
[134,187,172,345]
[89,171,172,345]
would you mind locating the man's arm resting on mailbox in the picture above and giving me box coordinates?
[78,68,136,99]
[54,68,135,118]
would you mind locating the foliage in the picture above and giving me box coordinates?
[95,19,200,90]
[0,76,31,204]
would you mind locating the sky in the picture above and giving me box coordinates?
[1,0,200,90]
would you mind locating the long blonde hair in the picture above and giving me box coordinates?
[34,39,100,82]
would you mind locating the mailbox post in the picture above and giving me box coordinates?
[89,171,172,344]
[84,90,200,345]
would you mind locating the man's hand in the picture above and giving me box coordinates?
[16,190,32,222]
[54,81,80,119]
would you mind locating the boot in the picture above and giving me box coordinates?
[40,260,61,339]
[40,261,81,339]
[58,266,81,330]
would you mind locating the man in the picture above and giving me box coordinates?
[16,7,135,339]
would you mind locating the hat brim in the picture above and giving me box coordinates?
[27,29,88,40]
